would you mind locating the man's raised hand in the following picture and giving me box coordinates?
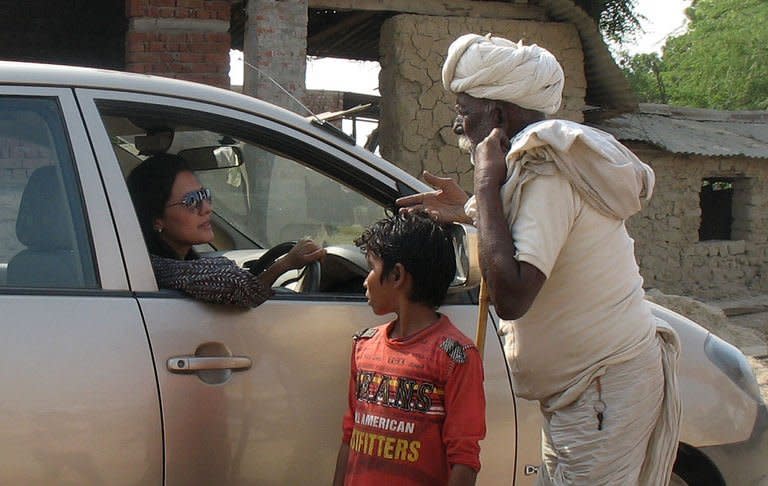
[474,128,510,188]
[396,171,472,224]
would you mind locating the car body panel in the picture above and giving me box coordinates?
[0,295,163,484]
[650,303,758,445]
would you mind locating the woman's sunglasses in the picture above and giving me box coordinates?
[166,187,213,211]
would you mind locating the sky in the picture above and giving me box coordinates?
[229,0,692,93]
[622,0,692,54]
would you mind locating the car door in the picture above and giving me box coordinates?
[0,87,162,484]
[77,88,519,485]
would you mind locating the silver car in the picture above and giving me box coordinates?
[0,62,764,485]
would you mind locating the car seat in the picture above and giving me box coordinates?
[6,165,84,287]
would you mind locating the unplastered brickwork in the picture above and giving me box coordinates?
[242,0,308,112]
[627,144,768,299]
[378,14,585,192]
[125,0,232,88]
[127,0,231,19]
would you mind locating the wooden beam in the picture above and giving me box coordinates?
[309,11,377,45]
[308,0,546,20]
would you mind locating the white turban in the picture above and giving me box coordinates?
[442,34,565,115]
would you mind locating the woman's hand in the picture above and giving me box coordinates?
[282,239,326,271]
[396,171,472,224]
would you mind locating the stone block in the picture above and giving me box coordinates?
[728,240,747,255]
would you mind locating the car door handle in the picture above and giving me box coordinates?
[167,356,252,373]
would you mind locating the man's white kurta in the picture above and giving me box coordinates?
[464,120,681,484]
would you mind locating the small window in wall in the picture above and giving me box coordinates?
[699,178,734,240]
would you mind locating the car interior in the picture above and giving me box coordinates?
[0,99,96,289]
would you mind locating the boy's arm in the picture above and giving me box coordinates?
[332,443,350,486]
[448,464,478,486]
[443,345,486,474]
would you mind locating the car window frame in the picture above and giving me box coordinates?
[0,86,128,294]
[76,88,405,297]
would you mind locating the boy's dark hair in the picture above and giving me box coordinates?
[355,211,456,308]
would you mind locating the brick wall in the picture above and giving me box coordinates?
[378,15,585,192]
[626,144,768,298]
[242,0,308,112]
[125,0,232,87]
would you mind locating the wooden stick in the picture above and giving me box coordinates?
[475,278,490,357]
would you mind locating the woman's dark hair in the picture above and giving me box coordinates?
[126,153,192,259]
[354,211,456,308]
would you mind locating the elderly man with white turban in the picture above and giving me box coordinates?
[398,34,681,485]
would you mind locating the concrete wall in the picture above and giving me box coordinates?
[378,14,586,192]
[626,144,768,299]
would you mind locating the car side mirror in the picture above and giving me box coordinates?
[448,223,481,292]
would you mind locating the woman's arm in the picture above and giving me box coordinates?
[151,240,324,308]
[151,254,272,307]
[255,239,325,288]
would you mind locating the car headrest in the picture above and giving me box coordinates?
[15,165,74,250]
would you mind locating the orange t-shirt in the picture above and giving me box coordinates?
[341,314,486,485]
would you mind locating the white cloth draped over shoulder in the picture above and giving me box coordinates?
[465,119,655,226]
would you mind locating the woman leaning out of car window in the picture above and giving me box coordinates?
[127,154,325,307]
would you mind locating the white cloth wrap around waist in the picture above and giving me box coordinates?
[538,324,681,485]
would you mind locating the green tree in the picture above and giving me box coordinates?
[661,0,768,109]
[618,51,668,104]
[574,0,643,44]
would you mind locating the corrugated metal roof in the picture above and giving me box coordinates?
[593,104,768,159]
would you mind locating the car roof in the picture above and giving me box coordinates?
[0,60,302,124]
[0,60,428,193]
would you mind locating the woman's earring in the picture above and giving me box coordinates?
[156,227,163,233]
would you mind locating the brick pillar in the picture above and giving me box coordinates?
[125,0,232,88]
[242,0,308,112]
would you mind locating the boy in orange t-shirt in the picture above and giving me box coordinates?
[332,211,486,486]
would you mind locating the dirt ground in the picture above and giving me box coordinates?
[748,354,768,404]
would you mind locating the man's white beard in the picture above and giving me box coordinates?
[458,135,476,165]
[458,135,475,154]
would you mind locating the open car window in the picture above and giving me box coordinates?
[96,100,390,295]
